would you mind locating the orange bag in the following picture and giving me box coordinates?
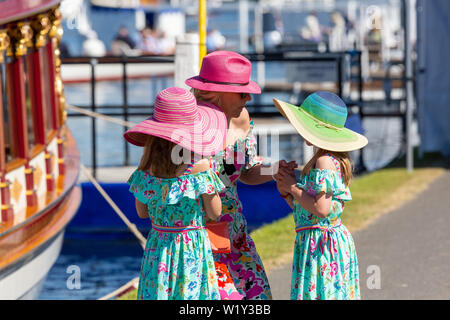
[205,221,231,254]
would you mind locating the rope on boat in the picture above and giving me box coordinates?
[66,104,137,128]
[67,104,146,249]
[98,277,139,300]
[80,164,147,249]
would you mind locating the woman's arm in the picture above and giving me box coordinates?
[202,192,222,219]
[239,164,275,185]
[135,198,149,219]
[288,186,332,219]
[240,160,298,185]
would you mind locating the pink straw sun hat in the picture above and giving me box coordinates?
[124,87,227,156]
[185,51,261,94]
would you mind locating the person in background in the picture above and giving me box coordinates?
[273,91,368,300]
[124,87,228,300]
[300,11,324,43]
[139,27,161,55]
[206,28,226,52]
[110,26,141,56]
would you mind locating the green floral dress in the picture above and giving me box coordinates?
[291,155,360,300]
[128,168,225,300]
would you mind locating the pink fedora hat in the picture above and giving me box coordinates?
[124,87,227,156]
[185,51,261,94]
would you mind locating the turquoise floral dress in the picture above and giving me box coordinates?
[291,155,360,300]
[128,168,225,300]
[209,119,272,300]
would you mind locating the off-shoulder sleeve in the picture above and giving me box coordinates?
[128,169,225,206]
[165,169,225,204]
[243,119,263,171]
[296,169,352,201]
[127,169,154,204]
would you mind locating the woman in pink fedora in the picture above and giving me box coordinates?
[124,87,228,300]
[185,51,293,300]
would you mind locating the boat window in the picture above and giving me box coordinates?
[1,63,13,163]
[23,57,35,150]
[41,45,55,135]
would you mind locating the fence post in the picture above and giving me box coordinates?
[90,58,97,178]
[122,56,129,166]
[175,33,199,90]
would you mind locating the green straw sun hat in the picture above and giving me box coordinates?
[273,91,368,152]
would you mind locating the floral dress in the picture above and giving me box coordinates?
[209,119,272,300]
[128,168,225,300]
[291,154,360,300]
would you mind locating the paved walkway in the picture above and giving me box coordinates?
[267,170,450,300]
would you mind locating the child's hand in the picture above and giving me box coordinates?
[276,167,297,194]
[278,160,298,171]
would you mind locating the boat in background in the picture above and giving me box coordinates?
[0,0,81,299]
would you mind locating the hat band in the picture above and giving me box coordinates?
[299,108,343,131]
[199,76,249,86]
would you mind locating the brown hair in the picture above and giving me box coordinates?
[302,148,353,186]
[138,135,183,177]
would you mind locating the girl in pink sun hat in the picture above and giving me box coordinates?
[124,87,228,300]
[186,51,296,300]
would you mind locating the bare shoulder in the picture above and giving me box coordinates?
[315,154,337,171]
[230,108,250,132]
[190,158,211,174]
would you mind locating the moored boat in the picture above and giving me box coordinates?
[0,0,81,299]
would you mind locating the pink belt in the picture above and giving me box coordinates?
[152,224,205,233]
[295,219,342,259]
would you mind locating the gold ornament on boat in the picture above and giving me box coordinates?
[6,22,33,57]
[48,8,63,42]
[31,14,51,49]
[0,30,9,63]
[48,6,67,128]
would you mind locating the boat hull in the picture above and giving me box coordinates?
[0,185,81,299]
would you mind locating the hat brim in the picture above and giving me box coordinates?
[273,98,368,152]
[185,76,261,94]
[124,102,227,156]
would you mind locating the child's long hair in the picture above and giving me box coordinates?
[138,135,183,177]
[302,148,353,186]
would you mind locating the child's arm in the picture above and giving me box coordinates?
[135,198,149,219]
[191,158,223,220]
[288,186,332,219]
[277,155,335,218]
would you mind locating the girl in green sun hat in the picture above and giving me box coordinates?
[273,91,368,300]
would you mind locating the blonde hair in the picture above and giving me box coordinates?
[138,135,183,177]
[191,88,222,107]
[302,148,353,186]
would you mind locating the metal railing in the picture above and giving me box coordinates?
[63,51,410,177]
